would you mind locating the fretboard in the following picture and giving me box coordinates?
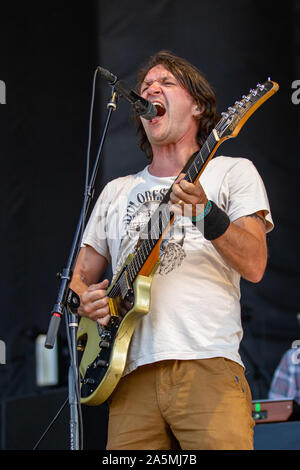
[102,78,280,302]
[125,129,219,283]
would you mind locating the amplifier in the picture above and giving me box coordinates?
[252,399,300,424]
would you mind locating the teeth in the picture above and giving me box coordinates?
[152,101,166,116]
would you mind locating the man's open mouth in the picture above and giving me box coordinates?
[149,102,166,123]
[152,101,166,117]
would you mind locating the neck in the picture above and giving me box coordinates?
[148,142,200,177]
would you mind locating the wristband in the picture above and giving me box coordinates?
[191,200,212,222]
[192,200,230,240]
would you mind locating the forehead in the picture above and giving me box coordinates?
[142,64,177,84]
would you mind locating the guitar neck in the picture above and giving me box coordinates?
[125,129,221,281]
[109,79,279,293]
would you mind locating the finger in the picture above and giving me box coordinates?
[177,181,208,208]
[88,296,109,310]
[83,289,108,304]
[88,279,109,292]
[86,279,109,301]
[171,184,199,206]
[179,179,198,194]
[173,180,199,200]
[180,180,208,205]
[169,189,184,204]
[174,173,186,184]
[171,182,186,200]
[88,302,110,321]
[97,313,111,327]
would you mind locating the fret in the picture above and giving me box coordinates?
[128,263,134,281]
[185,169,193,183]
[135,251,143,272]
[110,81,279,300]
[132,257,139,275]
[199,149,205,165]
[128,263,136,283]
[119,274,127,298]
[126,130,221,284]
[120,130,220,291]
[145,239,152,255]
[112,130,219,296]
[141,242,147,260]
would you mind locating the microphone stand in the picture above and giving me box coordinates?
[44,85,119,450]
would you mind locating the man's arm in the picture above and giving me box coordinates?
[70,245,111,324]
[211,211,267,283]
[169,176,268,283]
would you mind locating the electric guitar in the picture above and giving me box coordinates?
[77,79,279,406]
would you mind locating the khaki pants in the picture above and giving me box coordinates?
[107,358,255,450]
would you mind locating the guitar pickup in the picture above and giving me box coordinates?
[109,297,119,317]
[122,270,132,298]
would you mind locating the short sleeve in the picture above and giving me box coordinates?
[221,158,274,233]
[81,183,112,262]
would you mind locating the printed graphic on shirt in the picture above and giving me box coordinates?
[115,189,186,277]
[159,233,186,275]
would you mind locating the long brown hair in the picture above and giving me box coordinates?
[133,50,219,161]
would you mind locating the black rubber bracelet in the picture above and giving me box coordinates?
[192,200,230,240]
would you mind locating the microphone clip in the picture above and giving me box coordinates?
[98,66,157,120]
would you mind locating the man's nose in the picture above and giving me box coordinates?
[147,81,161,96]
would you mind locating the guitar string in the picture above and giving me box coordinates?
[107,89,262,300]
[107,116,231,299]
[108,130,219,300]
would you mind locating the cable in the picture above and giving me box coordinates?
[64,308,84,450]
[33,69,101,450]
[70,67,100,449]
[32,397,69,450]
[79,67,99,253]
[66,67,100,449]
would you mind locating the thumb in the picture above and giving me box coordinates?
[174,173,186,184]
[88,278,109,292]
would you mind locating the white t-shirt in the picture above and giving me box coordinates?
[82,156,274,374]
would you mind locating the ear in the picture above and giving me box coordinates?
[192,103,204,117]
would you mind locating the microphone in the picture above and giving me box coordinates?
[98,66,158,120]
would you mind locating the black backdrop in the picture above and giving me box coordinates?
[0,0,300,411]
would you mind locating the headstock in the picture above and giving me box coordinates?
[215,80,279,140]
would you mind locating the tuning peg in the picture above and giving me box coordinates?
[228,106,237,113]
[256,83,265,91]
[235,100,246,108]
[249,88,257,96]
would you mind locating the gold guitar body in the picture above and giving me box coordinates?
[77,255,159,406]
